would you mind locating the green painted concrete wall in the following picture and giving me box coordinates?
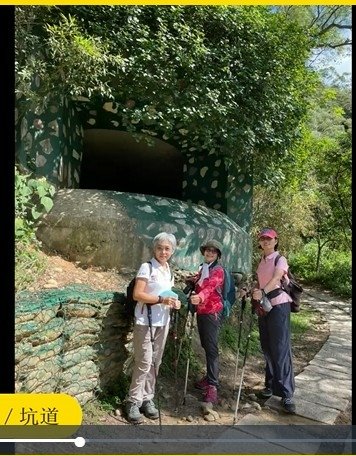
[16,97,253,270]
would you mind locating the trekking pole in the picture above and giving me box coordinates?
[176,285,195,370]
[171,308,180,412]
[232,291,247,393]
[233,304,255,425]
[176,306,189,369]
[182,298,197,406]
[173,288,194,412]
[147,306,162,432]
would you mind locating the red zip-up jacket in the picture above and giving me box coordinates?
[195,264,224,315]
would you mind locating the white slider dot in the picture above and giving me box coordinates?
[74,437,86,447]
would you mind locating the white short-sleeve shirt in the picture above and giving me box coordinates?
[134,257,174,326]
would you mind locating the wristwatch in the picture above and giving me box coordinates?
[157,295,163,304]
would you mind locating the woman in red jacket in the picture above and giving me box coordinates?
[189,239,224,404]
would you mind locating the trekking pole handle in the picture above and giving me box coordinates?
[189,291,201,306]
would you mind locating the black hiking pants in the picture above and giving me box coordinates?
[258,302,295,398]
[197,312,223,387]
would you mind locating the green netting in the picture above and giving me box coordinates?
[16,285,124,317]
[27,318,64,346]
[15,285,128,405]
[59,360,99,387]
[16,339,63,366]
[15,281,197,405]
[20,359,62,392]
[61,346,97,370]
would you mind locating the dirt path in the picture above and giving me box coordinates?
[28,252,350,425]
[97,297,331,426]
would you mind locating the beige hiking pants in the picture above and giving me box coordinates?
[127,323,170,406]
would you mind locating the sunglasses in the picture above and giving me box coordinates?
[205,247,218,253]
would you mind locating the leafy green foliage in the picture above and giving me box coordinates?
[309,133,351,250]
[252,183,315,263]
[290,243,351,298]
[15,6,317,183]
[81,401,109,424]
[219,303,316,367]
[298,83,351,272]
[15,166,56,291]
[15,166,56,234]
[15,7,121,112]
[252,78,351,298]
[45,14,123,100]
[219,306,261,357]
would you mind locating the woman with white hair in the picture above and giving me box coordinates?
[125,232,181,423]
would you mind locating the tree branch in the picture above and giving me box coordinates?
[319,6,340,30]
[315,38,352,49]
[309,6,322,28]
[318,22,352,36]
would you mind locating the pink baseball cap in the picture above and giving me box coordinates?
[258,228,278,239]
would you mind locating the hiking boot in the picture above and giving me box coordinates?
[140,400,159,420]
[125,401,143,423]
[259,387,273,398]
[203,385,218,404]
[281,397,296,414]
[194,376,209,390]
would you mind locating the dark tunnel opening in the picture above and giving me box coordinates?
[80,129,184,199]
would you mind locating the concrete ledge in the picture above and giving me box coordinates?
[301,364,351,381]
[293,386,349,411]
[327,335,352,347]
[326,342,352,352]
[265,395,340,424]
[312,350,351,367]
[295,378,351,400]
[296,371,352,389]
[309,357,351,374]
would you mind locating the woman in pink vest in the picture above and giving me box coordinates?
[252,228,296,414]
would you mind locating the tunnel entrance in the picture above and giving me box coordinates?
[80,129,183,199]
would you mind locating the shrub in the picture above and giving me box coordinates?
[15,166,56,291]
[219,310,261,357]
[15,241,47,291]
[15,166,55,236]
[290,242,351,298]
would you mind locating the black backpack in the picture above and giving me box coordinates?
[274,254,303,313]
[123,261,153,320]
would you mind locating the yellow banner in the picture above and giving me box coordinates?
[0,393,82,438]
